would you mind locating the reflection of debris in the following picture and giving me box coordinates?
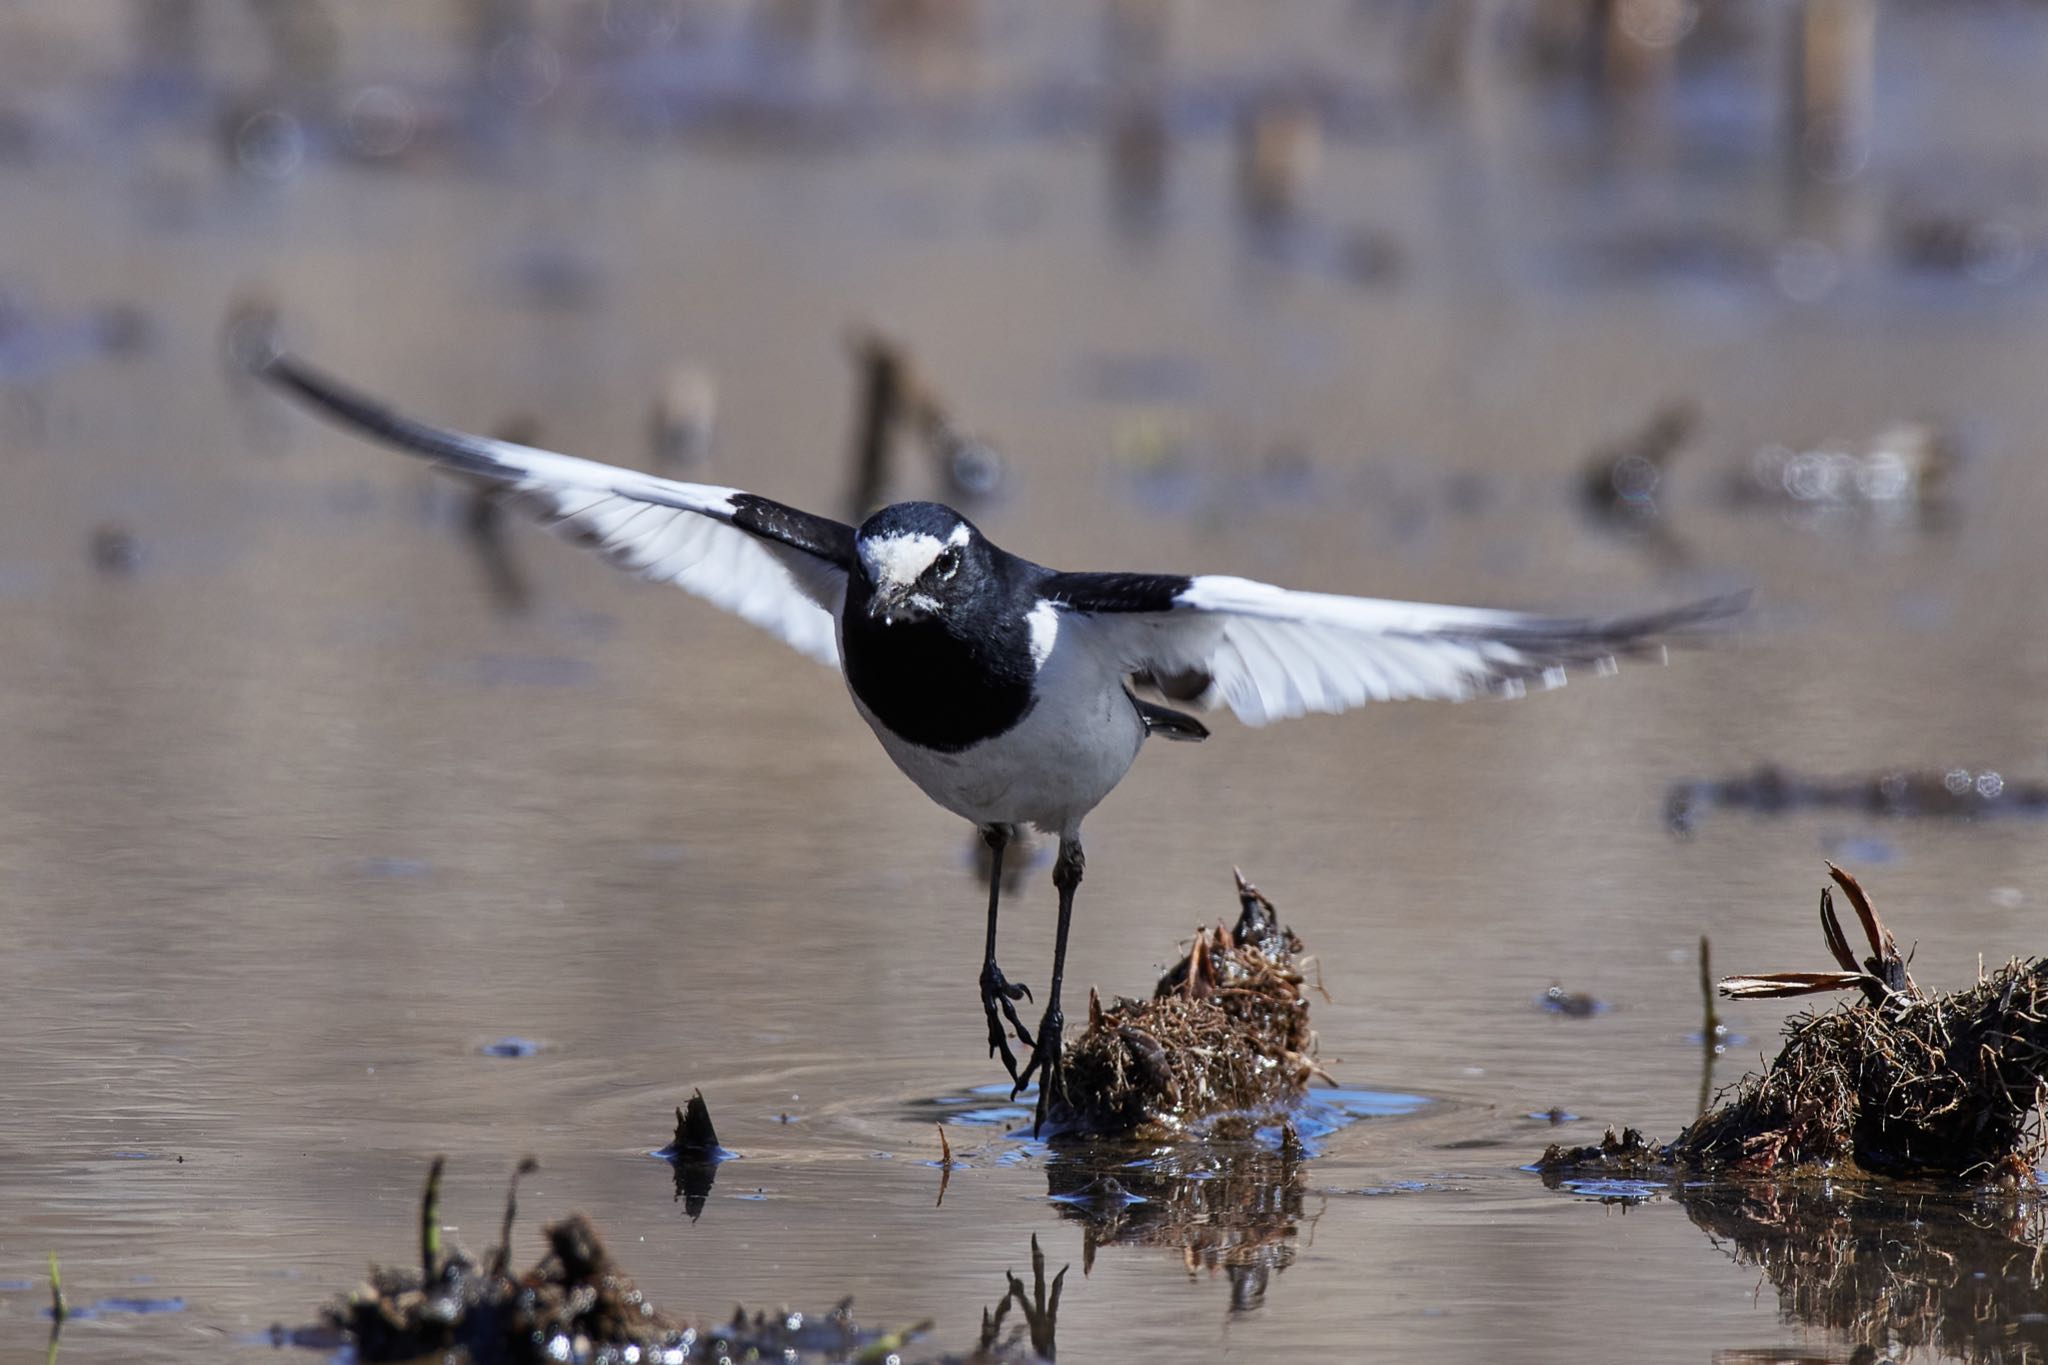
[1666,763,2048,834]
[1680,1181,2048,1365]
[1541,866,2048,1180]
[1046,1136,1309,1313]
[45,1251,64,1363]
[1580,400,1698,524]
[649,364,717,470]
[323,1159,933,1363]
[1730,422,1955,513]
[1054,871,1319,1138]
[934,1124,953,1207]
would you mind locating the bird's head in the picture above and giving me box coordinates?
[853,502,990,628]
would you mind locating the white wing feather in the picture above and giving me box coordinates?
[1085,574,1742,727]
[261,355,846,665]
[483,453,844,665]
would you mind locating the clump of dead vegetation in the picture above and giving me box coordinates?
[1533,1127,1668,1186]
[324,1158,937,1364]
[1541,865,2048,1182]
[1053,871,1322,1138]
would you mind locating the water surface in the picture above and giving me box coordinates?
[3,5,2048,1361]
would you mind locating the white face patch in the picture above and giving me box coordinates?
[1026,600,1059,668]
[857,523,970,590]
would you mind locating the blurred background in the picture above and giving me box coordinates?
[3,2,2048,1362]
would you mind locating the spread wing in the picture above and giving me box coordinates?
[1044,571,1748,727]
[259,353,853,665]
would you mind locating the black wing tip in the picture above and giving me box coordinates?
[1458,587,1753,698]
[246,345,375,418]
[1606,587,1753,642]
[252,348,345,413]
[1658,587,1753,627]
[224,309,321,395]
[248,347,514,477]
[1491,587,1754,652]
[258,351,321,393]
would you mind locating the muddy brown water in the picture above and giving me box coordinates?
[5,4,2048,1362]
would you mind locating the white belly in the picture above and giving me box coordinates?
[848,616,1147,836]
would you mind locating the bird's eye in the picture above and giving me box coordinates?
[935,548,961,580]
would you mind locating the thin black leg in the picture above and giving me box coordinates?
[1018,836,1083,1135]
[978,824,1033,1086]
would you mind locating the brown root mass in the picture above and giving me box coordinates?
[1054,872,1319,1138]
[1676,957,2048,1178]
[332,1211,704,1363]
[1539,869,2048,1182]
[325,1164,939,1364]
[1534,1127,1669,1183]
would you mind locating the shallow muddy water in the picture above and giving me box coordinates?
[5,3,2048,1361]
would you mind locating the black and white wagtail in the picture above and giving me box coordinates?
[258,352,1746,1132]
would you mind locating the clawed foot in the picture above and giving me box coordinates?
[981,962,1035,1087]
[1014,1003,1065,1135]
